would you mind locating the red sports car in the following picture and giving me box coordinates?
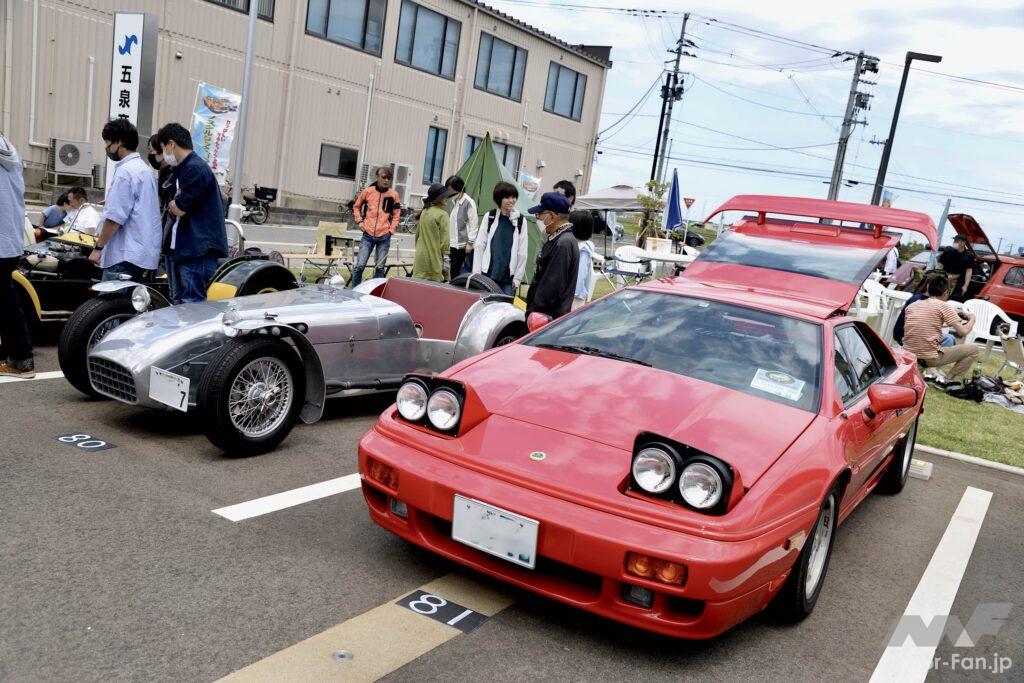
[358,195,935,639]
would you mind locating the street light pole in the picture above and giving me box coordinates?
[228,0,259,222]
[871,51,941,205]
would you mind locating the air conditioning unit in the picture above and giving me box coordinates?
[390,162,413,207]
[49,138,93,177]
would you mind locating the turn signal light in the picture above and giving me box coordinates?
[626,552,687,586]
[368,459,399,490]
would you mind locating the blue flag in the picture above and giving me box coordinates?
[662,168,683,233]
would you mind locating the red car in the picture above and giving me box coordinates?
[358,195,934,639]
[948,214,1024,327]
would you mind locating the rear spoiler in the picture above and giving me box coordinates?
[705,195,938,249]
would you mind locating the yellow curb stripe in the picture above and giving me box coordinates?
[217,574,514,683]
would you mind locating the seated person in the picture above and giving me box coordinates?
[61,186,101,236]
[32,193,69,240]
[893,274,956,349]
[902,276,978,388]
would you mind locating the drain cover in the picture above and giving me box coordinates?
[332,650,353,663]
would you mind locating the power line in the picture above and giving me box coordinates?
[691,75,844,117]
[598,72,662,135]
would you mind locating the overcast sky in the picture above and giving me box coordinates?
[492,0,1024,251]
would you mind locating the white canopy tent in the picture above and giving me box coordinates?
[574,184,648,212]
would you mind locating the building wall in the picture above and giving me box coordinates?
[0,0,608,207]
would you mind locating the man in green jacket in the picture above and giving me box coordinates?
[413,183,455,282]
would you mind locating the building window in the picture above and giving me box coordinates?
[465,135,521,178]
[544,63,587,121]
[395,1,461,79]
[205,0,275,20]
[318,143,358,180]
[306,0,386,55]
[474,34,527,101]
[423,126,447,184]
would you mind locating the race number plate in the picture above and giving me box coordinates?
[149,367,190,412]
[452,495,538,569]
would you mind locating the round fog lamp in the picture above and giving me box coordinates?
[426,388,461,431]
[632,447,676,494]
[396,381,429,421]
[130,285,151,312]
[679,462,723,509]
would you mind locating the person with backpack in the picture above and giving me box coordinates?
[472,182,529,296]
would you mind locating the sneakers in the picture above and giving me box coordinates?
[0,358,36,379]
[932,376,961,391]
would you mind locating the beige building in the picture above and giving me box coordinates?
[0,0,611,209]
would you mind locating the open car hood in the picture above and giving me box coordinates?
[947,214,999,260]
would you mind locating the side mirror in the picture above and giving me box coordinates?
[527,312,552,332]
[865,384,918,419]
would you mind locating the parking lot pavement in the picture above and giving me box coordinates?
[2,349,1021,682]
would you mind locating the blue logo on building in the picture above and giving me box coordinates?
[117,34,138,56]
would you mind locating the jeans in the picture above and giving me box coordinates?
[0,257,33,363]
[168,253,218,304]
[350,232,391,287]
[940,332,956,348]
[101,261,146,282]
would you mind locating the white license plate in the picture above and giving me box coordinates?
[149,367,190,412]
[452,495,539,569]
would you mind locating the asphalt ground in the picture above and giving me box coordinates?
[2,341,1022,682]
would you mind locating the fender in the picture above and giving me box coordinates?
[228,320,326,425]
[353,277,388,297]
[208,258,296,300]
[452,299,525,364]
[91,280,172,310]
[11,271,42,318]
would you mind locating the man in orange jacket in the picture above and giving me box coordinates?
[351,166,401,286]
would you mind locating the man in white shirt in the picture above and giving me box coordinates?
[445,175,478,278]
[61,186,101,236]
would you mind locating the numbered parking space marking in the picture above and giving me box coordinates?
[54,433,116,452]
[217,573,513,682]
[212,473,362,521]
[0,370,63,384]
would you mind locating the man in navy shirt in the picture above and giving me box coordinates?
[156,123,228,304]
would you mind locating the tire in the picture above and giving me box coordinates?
[236,266,297,296]
[251,204,269,225]
[771,485,840,623]
[492,322,527,348]
[878,416,918,495]
[197,337,305,456]
[685,235,703,248]
[58,297,137,398]
[448,272,504,294]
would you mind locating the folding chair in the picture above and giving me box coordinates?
[997,335,1024,379]
[602,245,653,289]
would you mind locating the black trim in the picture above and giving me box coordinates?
[394,0,461,81]
[544,62,586,122]
[317,143,359,180]
[304,0,387,57]
[473,33,527,102]
[395,374,465,435]
[627,434,735,516]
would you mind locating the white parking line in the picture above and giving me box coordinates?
[869,486,993,683]
[212,473,362,521]
[0,370,64,384]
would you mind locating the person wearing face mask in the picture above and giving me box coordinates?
[61,187,101,236]
[525,192,578,320]
[472,182,529,296]
[147,134,175,216]
[156,122,228,304]
[88,118,162,282]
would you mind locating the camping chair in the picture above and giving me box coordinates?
[962,299,1019,361]
[288,220,349,283]
[997,335,1024,379]
[602,245,653,289]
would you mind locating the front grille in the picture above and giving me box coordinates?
[88,358,138,404]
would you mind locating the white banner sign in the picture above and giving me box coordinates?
[106,12,145,189]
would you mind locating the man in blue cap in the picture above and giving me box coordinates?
[526,191,579,320]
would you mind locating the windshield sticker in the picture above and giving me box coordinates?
[751,368,805,402]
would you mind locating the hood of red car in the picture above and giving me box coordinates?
[452,344,817,486]
[947,214,998,259]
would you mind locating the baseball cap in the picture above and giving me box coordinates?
[528,191,571,215]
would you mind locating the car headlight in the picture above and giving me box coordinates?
[396,380,429,422]
[222,309,241,337]
[631,447,677,494]
[426,388,461,431]
[130,285,151,312]
[679,462,723,510]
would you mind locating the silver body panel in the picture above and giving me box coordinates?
[87,282,523,414]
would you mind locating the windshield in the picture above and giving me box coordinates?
[526,290,822,412]
[700,231,888,285]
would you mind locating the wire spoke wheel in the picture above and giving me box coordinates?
[227,356,294,439]
[88,314,133,350]
[804,495,835,600]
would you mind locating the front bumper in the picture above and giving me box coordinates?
[358,428,816,639]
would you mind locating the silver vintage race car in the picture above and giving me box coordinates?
[80,276,526,455]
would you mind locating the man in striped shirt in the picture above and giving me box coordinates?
[902,276,978,387]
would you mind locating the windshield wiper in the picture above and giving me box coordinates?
[535,343,652,367]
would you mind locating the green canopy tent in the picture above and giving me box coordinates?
[454,133,542,282]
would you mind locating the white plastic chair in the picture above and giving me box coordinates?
[603,245,653,289]
[963,299,1019,360]
[852,282,884,323]
[997,335,1024,378]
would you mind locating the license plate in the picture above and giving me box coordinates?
[149,367,190,412]
[452,495,539,569]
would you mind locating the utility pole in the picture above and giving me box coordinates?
[827,52,877,200]
[649,72,671,182]
[654,12,691,184]
[228,0,259,222]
